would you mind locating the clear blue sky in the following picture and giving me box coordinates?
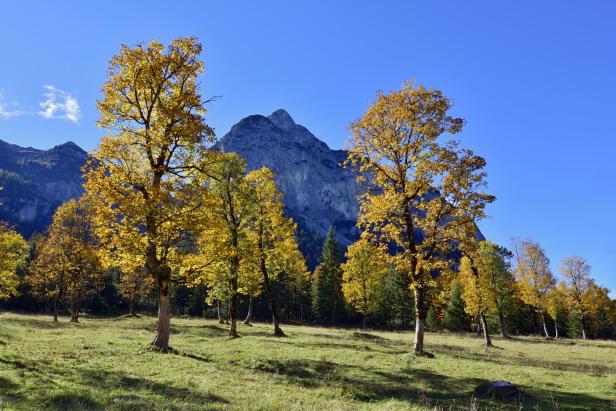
[1,1,614,293]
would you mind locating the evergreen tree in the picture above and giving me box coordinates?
[310,228,343,323]
[443,280,471,332]
[425,306,439,331]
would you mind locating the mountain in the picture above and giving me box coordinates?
[216,110,364,267]
[1,110,480,268]
[0,139,87,237]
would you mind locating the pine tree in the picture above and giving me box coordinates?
[443,280,471,332]
[311,228,343,323]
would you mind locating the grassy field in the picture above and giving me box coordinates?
[0,313,614,410]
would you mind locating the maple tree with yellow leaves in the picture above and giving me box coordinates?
[84,37,217,349]
[346,81,494,355]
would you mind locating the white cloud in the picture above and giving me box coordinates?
[38,85,81,124]
[0,93,26,119]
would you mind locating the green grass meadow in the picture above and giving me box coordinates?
[0,313,614,410]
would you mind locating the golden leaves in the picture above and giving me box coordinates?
[0,225,28,300]
[346,81,494,292]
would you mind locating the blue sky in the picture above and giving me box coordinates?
[1,1,614,293]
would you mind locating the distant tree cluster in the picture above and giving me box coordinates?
[0,38,614,356]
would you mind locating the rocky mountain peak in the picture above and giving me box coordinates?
[268,109,296,131]
[217,109,363,267]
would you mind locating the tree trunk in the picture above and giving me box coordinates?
[243,297,253,325]
[229,276,238,337]
[496,307,509,338]
[362,314,367,330]
[69,298,79,323]
[129,295,135,316]
[581,316,587,340]
[413,287,427,356]
[217,300,224,324]
[53,296,59,323]
[152,271,171,350]
[554,321,559,339]
[541,312,550,338]
[476,316,482,336]
[480,312,492,347]
[258,232,285,337]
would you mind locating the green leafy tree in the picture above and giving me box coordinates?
[478,241,515,338]
[311,228,343,323]
[443,279,471,332]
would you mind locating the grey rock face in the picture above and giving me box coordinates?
[216,110,363,252]
[0,139,87,236]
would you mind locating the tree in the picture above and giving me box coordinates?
[0,224,28,301]
[244,167,306,335]
[459,255,494,346]
[512,239,556,337]
[547,283,569,338]
[84,37,216,349]
[117,267,154,316]
[341,238,388,328]
[442,279,471,332]
[559,256,592,339]
[478,241,515,338]
[311,228,343,323]
[581,283,615,339]
[189,153,257,337]
[346,82,494,355]
[27,199,104,322]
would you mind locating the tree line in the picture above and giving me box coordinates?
[0,37,614,355]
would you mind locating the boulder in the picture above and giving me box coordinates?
[475,380,521,399]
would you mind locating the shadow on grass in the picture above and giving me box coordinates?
[0,376,24,403]
[248,357,612,410]
[51,369,228,410]
[46,393,103,411]
[427,342,616,376]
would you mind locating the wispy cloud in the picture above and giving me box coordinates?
[0,92,27,119]
[38,85,81,124]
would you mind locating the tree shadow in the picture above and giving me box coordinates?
[45,393,103,411]
[427,342,616,376]
[78,369,228,409]
[0,376,24,403]
[247,357,613,410]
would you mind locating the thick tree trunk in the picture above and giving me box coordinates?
[413,287,427,356]
[229,276,238,337]
[53,296,59,323]
[243,297,253,325]
[152,272,171,350]
[69,298,79,323]
[541,312,550,338]
[476,316,482,336]
[480,312,493,347]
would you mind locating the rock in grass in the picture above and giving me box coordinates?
[475,380,520,399]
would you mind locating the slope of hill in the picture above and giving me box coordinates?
[0,139,87,236]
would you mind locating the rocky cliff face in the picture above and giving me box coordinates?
[0,139,87,236]
[216,110,363,266]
